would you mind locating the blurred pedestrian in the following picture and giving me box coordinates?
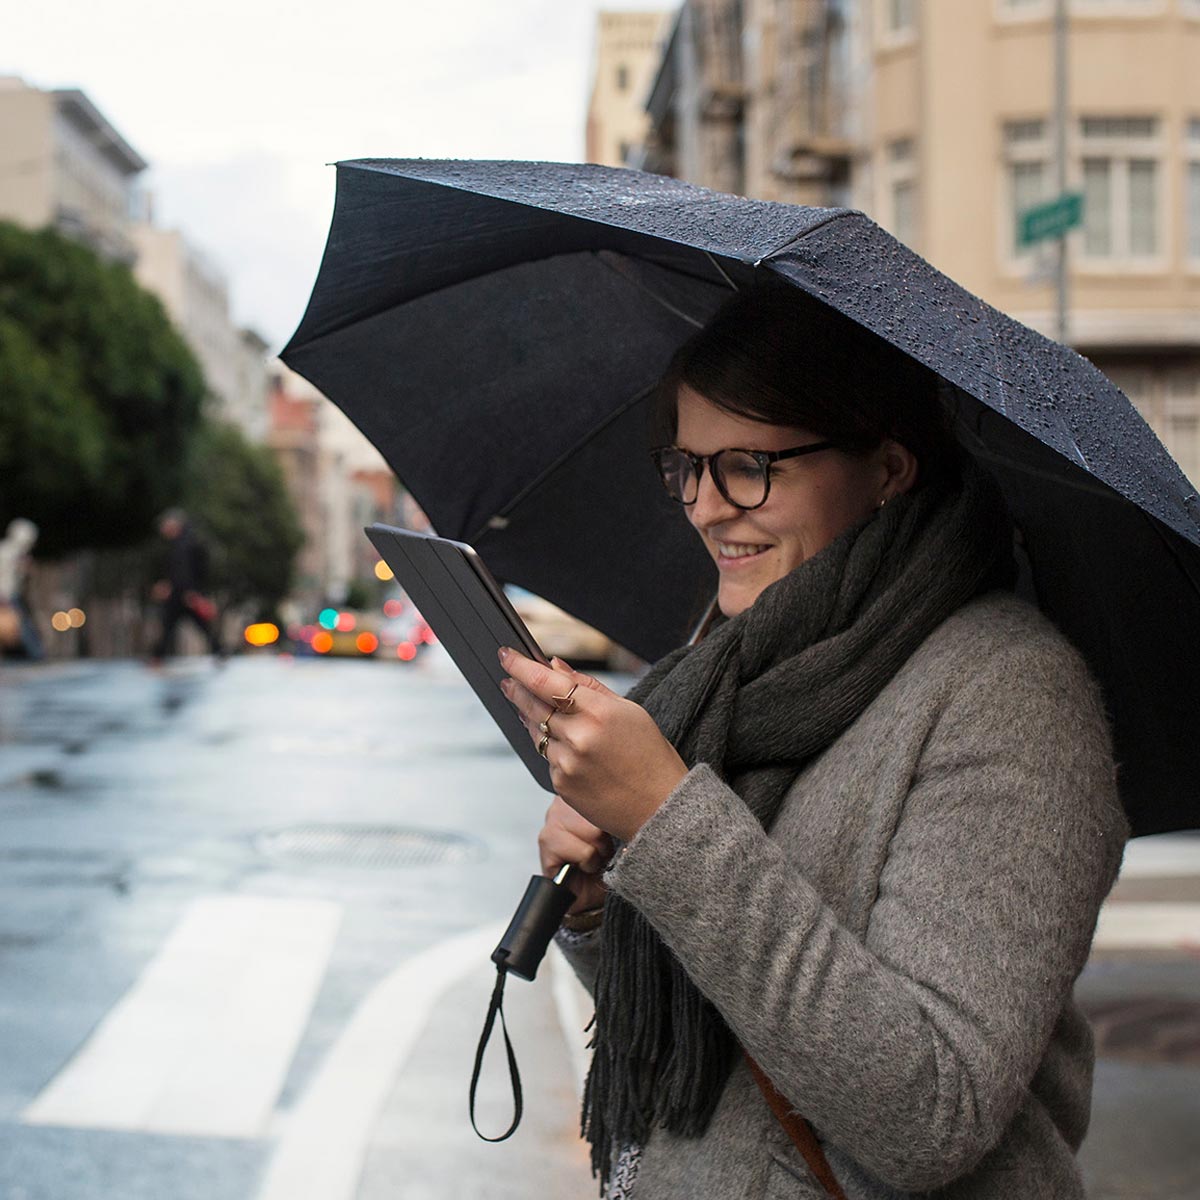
[150,509,222,662]
[0,517,45,660]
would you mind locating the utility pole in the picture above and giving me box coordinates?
[1054,0,1069,344]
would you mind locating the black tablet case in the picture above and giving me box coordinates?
[365,523,555,791]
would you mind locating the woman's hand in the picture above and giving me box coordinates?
[538,795,612,913]
[498,648,689,843]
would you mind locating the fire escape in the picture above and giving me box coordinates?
[764,0,854,203]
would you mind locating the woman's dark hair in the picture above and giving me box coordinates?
[652,281,962,489]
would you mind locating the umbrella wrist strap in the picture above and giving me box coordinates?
[469,965,523,1142]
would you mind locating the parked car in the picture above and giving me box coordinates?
[505,587,616,668]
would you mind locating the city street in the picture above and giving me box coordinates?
[0,653,1198,1199]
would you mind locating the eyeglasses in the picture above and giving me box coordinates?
[650,442,839,511]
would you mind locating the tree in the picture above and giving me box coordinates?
[0,222,205,556]
[183,420,304,616]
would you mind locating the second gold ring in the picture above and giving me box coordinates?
[537,733,551,758]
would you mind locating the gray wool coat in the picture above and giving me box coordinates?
[558,592,1128,1199]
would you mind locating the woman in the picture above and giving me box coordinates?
[497,284,1127,1199]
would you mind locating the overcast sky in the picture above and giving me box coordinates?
[2,0,672,349]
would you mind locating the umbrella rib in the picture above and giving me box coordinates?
[704,252,740,292]
[754,208,856,265]
[966,446,1117,500]
[1138,505,1200,599]
[595,251,708,329]
[469,382,657,546]
[1020,346,1092,472]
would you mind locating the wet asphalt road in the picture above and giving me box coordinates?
[0,652,597,1200]
[0,653,1198,1199]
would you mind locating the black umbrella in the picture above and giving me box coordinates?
[282,159,1200,836]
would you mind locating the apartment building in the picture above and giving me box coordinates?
[587,10,674,168]
[632,0,1200,481]
[132,223,270,441]
[0,77,146,262]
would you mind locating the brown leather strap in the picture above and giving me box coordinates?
[744,1053,849,1200]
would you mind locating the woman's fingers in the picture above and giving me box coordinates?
[551,795,610,843]
[538,825,610,876]
[498,647,575,704]
[551,657,616,698]
[539,796,613,875]
[499,676,552,732]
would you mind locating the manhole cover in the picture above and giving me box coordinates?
[256,825,484,868]
[1083,997,1200,1065]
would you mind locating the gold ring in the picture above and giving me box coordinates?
[551,683,579,714]
[537,733,550,758]
[538,711,554,736]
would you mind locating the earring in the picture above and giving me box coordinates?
[877,496,888,510]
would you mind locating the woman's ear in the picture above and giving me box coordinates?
[879,439,920,501]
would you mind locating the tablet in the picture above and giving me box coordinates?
[365,524,555,791]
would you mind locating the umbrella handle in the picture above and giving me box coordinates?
[490,866,580,982]
[470,866,580,1142]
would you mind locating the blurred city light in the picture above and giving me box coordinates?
[312,631,334,654]
[67,608,86,628]
[318,608,339,631]
[244,622,280,647]
[50,611,71,632]
[374,560,394,581]
[383,598,404,618]
[335,612,356,632]
[356,632,379,655]
[396,641,417,661]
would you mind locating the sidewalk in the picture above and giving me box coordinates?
[1078,832,1200,1199]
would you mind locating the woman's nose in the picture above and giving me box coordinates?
[688,466,738,529]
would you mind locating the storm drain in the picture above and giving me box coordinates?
[255,825,484,868]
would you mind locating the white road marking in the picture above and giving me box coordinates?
[1118,833,1200,880]
[255,922,504,1200]
[23,895,341,1138]
[548,942,592,1101]
[1093,902,1200,950]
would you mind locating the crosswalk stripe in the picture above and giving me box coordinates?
[255,922,504,1200]
[1094,902,1200,950]
[23,895,341,1137]
[1118,835,1200,880]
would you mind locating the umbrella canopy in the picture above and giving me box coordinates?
[282,159,1200,835]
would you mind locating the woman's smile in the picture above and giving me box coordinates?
[713,540,773,567]
[675,384,891,616]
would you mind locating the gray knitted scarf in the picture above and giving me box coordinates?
[581,459,1014,1187]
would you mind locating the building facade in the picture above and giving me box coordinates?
[267,363,398,614]
[132,223,271,441]
[587,10,674,167]
[631,0,1200,482]
[0,77,146,263]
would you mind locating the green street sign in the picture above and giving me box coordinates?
[1018,192,1084,248]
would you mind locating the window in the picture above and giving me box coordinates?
[886,138,918,246]
[616,64,629,92]
[995,0,1048,19]
[1166,371,1200,484]
[1079,116,1162,263]
[886,0,915,32]
[1188,119,1200,262]
[1168,412,1200,483]
[1003,119,1052,261]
